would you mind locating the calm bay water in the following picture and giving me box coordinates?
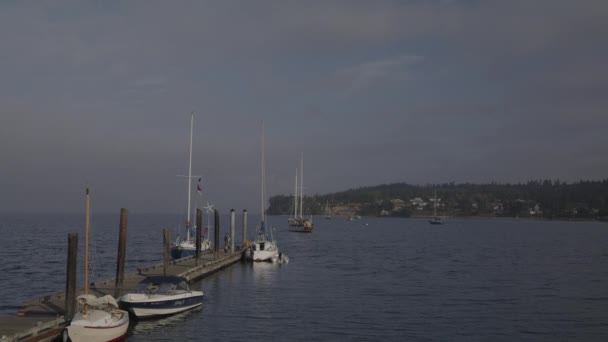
[1,213,608,341]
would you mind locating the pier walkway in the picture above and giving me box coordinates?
[0,250,243,342]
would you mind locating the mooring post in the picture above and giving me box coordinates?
[242,209,248,247]
[163,228,170,276]
[114,208,128,298]
[196,208,202,265]
[230,209,235,255]
[65,233,78,321]
[214,208,220,259]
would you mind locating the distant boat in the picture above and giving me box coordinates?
[246,122,281,262]
[171,114,212,259]
[65,188,129,342]
[429,189,445,225]
[288,154,313,233]
[324,200,331,219]
[120,276,204,318]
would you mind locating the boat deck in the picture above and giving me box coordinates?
[0,249,243,342]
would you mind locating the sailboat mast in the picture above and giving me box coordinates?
[84,188,89,296]
[433,189,437,217]
[84,187,90,315]
[293,168,298,219]
[261,122,266,225]
[299,153,304,218]
[186,113,194,241]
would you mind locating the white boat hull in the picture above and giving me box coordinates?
[252,249,278,262]
[121,291,204,318]
[66,309,129,342]
[130,302,202,318]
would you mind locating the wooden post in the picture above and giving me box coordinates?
[214,208,220,259]
[242,209,247,247]
[196,208,202,265]
[163,228,170,276]
[230,209,235,255]
[114,208,128,298]
[65,233,78,321]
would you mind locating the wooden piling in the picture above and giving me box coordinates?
[65,233,78,321]
[114,208,128,298]
[163,228,170,276]
[242,209,247,246]
[196,208,202,265]
[214,208,220,259]
[230,209,235,255]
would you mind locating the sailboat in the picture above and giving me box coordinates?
[287,168,301,226]
[65,188,129,342]
[171,113,212,259]
[324,200,331,219]
[429,189,444,225]
[247,122,281,262]
[288,154,313,232]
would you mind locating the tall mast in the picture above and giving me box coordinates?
[433,189,437,217]
[260,121,266,225]
[186,113,194,241]
[84,187,90,315]
[299,153,304,218]
[293,168,298,219]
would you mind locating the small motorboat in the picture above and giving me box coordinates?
[120,276,204,318]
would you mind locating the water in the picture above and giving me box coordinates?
[1,213,608,341]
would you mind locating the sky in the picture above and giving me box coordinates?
[1,0,607,214]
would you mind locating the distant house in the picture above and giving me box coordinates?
[390,199,406,212]
[410,197,427,211]
[529,203,542,216]
[492,202,504,214]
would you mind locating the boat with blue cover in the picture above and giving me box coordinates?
[120,276,204,318]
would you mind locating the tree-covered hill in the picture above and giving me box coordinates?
[267,179,608,220]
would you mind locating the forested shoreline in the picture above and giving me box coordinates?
[267,180,608,220]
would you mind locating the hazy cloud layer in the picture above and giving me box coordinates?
[0,1,606,213]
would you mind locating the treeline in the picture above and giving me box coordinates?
[267,179,608,220]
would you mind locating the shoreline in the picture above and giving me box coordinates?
[269,214,608,223]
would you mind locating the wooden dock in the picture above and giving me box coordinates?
[0,250,244,342]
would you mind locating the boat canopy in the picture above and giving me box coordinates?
[134,276,189,294]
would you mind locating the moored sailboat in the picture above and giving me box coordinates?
[65,188,129,342]
[246,122,281,262]
[171,113,212,259]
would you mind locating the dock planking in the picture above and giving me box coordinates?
[0,250,244,342]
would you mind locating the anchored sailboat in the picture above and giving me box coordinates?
[429,189,444,225]
[288,154,313,232]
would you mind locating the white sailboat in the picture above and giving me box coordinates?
[171,113,212,259]
[288,154,313,232]
[324,200,331,219]
[248,122,280,262]
[288,168,300,226]
[65,188,129,342]
[429,189,444,225]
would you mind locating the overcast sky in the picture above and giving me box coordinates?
[1,0,607,214]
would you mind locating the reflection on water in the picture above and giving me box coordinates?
[129,306,203,336]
